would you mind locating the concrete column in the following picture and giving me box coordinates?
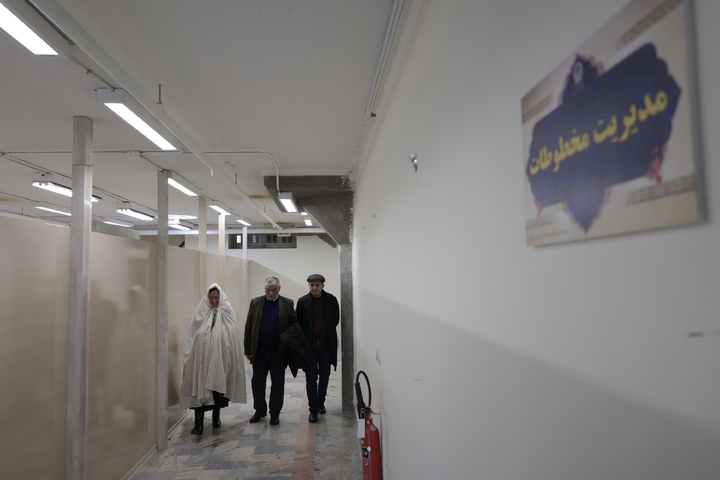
[66,116,93,480]
[217,213,226,287]
[242,225,248,320]
[218,213,226,255]
[339,244,354,414]
[156,171,169,450]
[198,196,207,292]
[198,196,207,253]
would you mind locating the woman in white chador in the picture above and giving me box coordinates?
[181,283,246,435]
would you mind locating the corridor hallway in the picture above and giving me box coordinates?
[132,362,362,479]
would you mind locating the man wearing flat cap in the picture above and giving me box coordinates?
[296,274,340,423]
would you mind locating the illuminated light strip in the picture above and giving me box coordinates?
[36,206,71,216]
[32,181,100,202]
[117,208,154,221]
[0,3,57,55]
[168,177,197,196]
[104,103,175,151]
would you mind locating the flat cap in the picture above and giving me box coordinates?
[307,274,325,283]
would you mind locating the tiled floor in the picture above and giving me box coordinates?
[132,362,362,480]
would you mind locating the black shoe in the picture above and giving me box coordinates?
[318,405,326,414]
[212,409,221,428]
[308,412,318,423]
[270,414,280,425]
[249,411,266,423]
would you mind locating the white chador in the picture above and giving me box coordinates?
[181,284,246,408]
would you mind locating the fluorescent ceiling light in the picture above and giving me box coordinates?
[35,206,71,216]
[105,103,175,151]
[209,204,231,216]
[0,2,57,55]
[117,208,154,221]
[116,201,155,221]
[300,211,308,216]
[32,179,71,197]
[278,192,298,213]
[169,219,193,231]
[304,218,313,226]
[236,217,252,227]
[168,178,197,196]
[31,172,100,202]
[103,219,133,228]
[167,173,198,196]
[117,208,153,221]
[97,88,177,151]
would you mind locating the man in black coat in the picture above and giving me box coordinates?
[296,274,340,423]
[244,276,297,426]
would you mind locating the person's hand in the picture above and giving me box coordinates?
[245,354,251,361]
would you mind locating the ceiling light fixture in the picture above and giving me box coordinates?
[236,217,252,227]
[35,206,71,216]
[116,201,155,221]
[0,0,67,56]
[167,171,198,196]
[31,172,100,202]
[304,218,313,226]
[209,203,231,216]
[278,192,298,213]
[97,88,177,151]
[169,219,193,231]
[103,218,133,228]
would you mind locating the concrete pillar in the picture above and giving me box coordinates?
[242,225,248,320]
[339,244,354,414]
[66,116,93,480]
[217,213,226,287]
[198,196,207,253]
[218,212,226,255]
[198,196,207,291]
[156,171,169,450]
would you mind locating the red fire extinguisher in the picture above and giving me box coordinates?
[356,371,382,480]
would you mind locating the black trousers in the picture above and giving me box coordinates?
[192,391,226,413]
[251,348,286,415]
[305,341,332,413]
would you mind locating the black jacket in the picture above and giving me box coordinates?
[277,323,312,377]
[244,295,296,364]
[296,290,340,369]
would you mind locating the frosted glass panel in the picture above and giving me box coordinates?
[86,233,157,480]
[168,246,201,414]
[0,217,248,478]
[0,217,69,479]
[226,255,246,335]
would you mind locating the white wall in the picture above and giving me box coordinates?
[353,1,720,479]
[184,233,340,307]
[244,235,341,303]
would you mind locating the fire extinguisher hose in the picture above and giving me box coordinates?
[355,370,371,419]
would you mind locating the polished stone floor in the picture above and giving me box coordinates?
[131,362,362,480]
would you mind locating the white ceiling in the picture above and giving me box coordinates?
[0,0,399,233]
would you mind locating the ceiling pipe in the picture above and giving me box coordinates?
[364,0,405,120]
[29,0,281,230]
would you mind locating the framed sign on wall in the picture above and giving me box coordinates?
[521,0,704,246]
